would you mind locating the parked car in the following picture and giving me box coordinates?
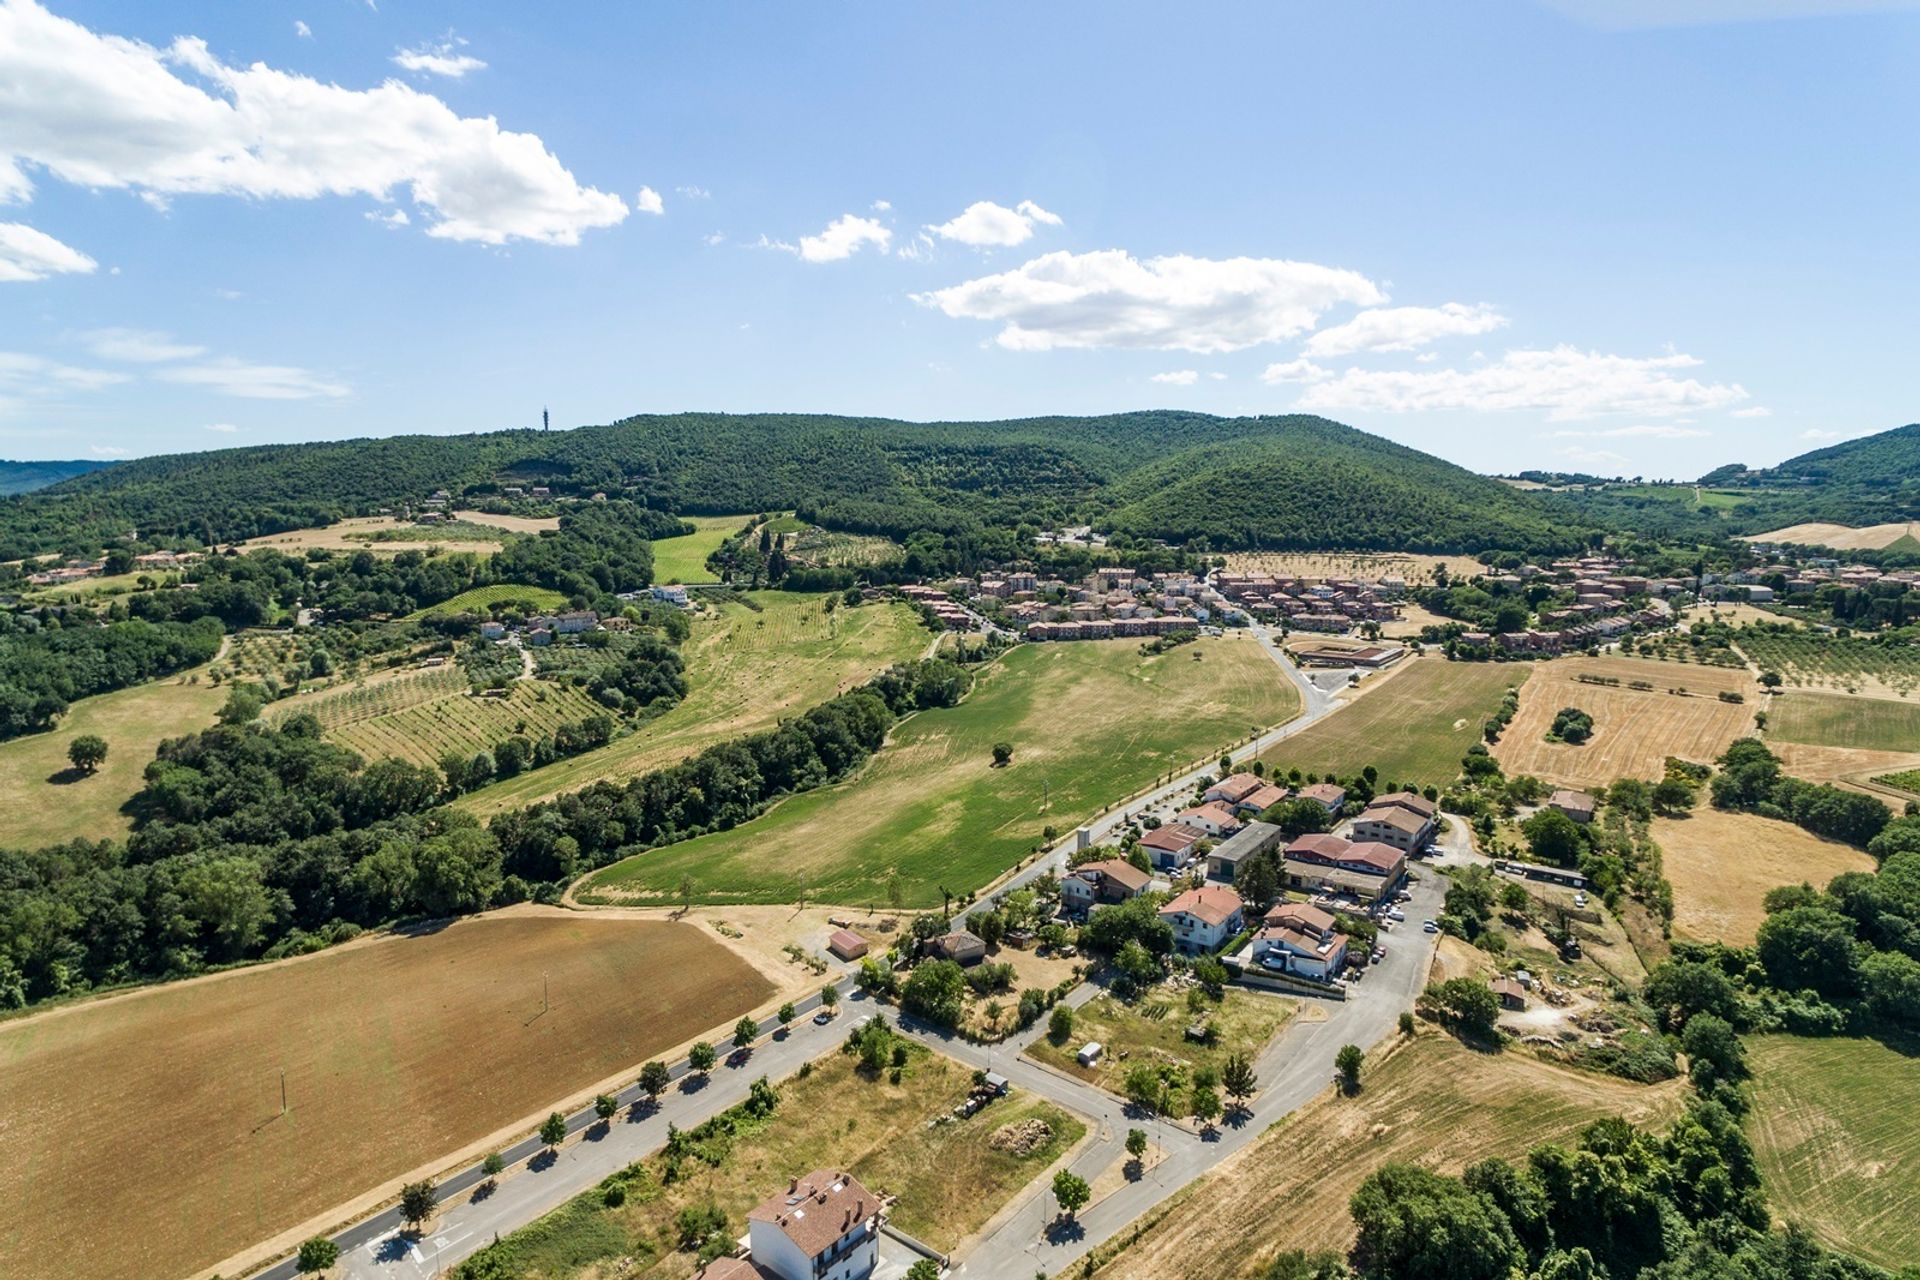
[813,1009,835,1025]
[1372,946,1387,962]
[1422,920,1439,934]
[1259,953,1290,972]
[1385,908,1407,922]
[1573,892,1589,907]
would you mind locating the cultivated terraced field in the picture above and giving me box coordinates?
[0,662,227,847]
[1494,655,1756,787]
[581,634,1300,908]
[0,911,773,1280]
[1748,1035,1920,1271]
[1654,809,1875,945]
[326,678,606,766]
[459,593,926,815]
[1767,690,1920,752]
[1094,1032,1686,1280]
[1260,656,1522,786]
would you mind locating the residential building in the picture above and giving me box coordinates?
[926,930,987,966]
[1139,823,1207,870]
[1203,773,1265,806]
[1296,782,1347,814]
[1284,834,1407,901]
[1547,789,1597,824]
[1158,885,1246,954]
[1235,782,1290,815]
[746,1169,883,1280]
[1252,902,1350,980]
[1492,977,1529,1010]
[1059,858,1152,910]
[1175,801,1244,838]
[1206,820,1282,882]
[651,584,692,607]
[1349,792,1438,851]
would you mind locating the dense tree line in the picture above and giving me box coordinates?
[0,614,224,739]
[1710,738,1892,849]
[0,659,969,1008]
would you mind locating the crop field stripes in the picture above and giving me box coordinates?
[292,677,608,765]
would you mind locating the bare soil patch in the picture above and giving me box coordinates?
[452,509,561,533]
[1742,522,1920,551]
[1656,809,1875,945]
[235,516,503,556]
[0,910,772,1280]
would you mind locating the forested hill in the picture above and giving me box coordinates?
[1695,422,1920,530]
[0,411,1584,558]
[0,458,114,497]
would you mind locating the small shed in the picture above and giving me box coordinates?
[1492,977,1529,1011]
[982,1071,1010,1096]
[1077,1041,1105,1067]
[827,929,869,961]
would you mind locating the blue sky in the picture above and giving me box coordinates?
[1,0,1916,478]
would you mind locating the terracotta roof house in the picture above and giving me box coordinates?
[1492,977,1529,1010]
[1060,858,1153,910]
[1283,835,1407,900]
[1297,783,1347,812]
[1139,822,1207,870]
[1158,885,1246,954]
[1547,789,1597,824]
[1263,901,1337,934]
[747,1169,883,1280]
[693,1261,765,1280]
[927,929,988,966]
[827,930,869,961]
[1253,901,1350,980]
[1175,801,1245,838]
[1235,783,1291,815]
[1350,801,1436,853]
[1369,790,1437,819]
[1203,772,1265,805]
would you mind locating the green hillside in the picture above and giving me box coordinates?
[0,459,115,497]
[1691,422,1920,531]
[0,412,1586,559]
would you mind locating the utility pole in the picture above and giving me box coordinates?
[280,1069,287,1115]
[542,407,550,432]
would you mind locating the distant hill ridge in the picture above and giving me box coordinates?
[0,458,114,497]
[1,411,1579,558]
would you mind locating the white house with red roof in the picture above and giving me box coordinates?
[746,1169,883,1280]
[1158,885,1246,953]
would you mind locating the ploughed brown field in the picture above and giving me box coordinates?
[0,910,772,1280]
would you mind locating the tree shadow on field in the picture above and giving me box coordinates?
[374,1236,414,1263]
[46,766,90,786]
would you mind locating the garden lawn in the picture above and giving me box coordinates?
[0,663,226,847]
[1025,989,1295,1114]
[458,1044,1081,1278]
[579,635,1300,907]
[458,593,925,816]
[1747,1035,1920,1272]
[650,513,747,584]
[410,582,569,618]
[1766,691,1920,753]
[1262,656,1522,787]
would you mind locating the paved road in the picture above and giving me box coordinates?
[246,635,1404,1280]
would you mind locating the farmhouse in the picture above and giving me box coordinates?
[1059,858,1152,911]
[745,1169,884,1280]
[1175,801,1244,838]
[1547,789,1597,824]
[1158,885,1246,954]
[1206,820,1283,882]
[926,930,988,966]
[1139,822,1207,870]
[1252,902,1350,980]
[1349,792,1438,852]
[1492,977,1529,1010]
[1284,834,1407,901]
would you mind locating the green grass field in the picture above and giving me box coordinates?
[458,592,927,816]
[1260,657,1524,786]
[1748,1035,1920,1270]
[1027,990,1294,1113]
[1766,691,1920,752]
[0,664,227,847]
[326,679,607,767]
[408,582,569,619]
[650,513,747,584]
[579,634,1301,908]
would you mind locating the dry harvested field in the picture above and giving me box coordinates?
[458,592,925,816]
[1655,809,1875,945]
[235,516,504,556]
[1221,549,1480,586]
[1748,1035,1920,1271]
[1494,655,1756,787]
[1260,655,1522,786]
[1769,741,1920,809]
[452,508,560,534]
[1093,1032,1685,1280]
[0,662,227,846]
[1742,521,1920,551]
[0,910,772,1280]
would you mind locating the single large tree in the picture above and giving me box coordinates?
[733,1015,759,1050]
[1053,1170,1091,1221]
[399,1180,438,1231]
[67,734,107,774]
[539,1111,567,1151]
[1335,1043,1364,1094]
[688,1040,717,1073]
[638,1060,671,1102]
[1222,1052,1257,1114]
[296,1237,339,1273]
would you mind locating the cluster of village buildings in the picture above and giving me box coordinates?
[1457,555,1678,655]
[1711,551,1920,602]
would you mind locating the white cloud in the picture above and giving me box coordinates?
[0,352,128,415]
[364,208,410,228]
[928,199,1062,248]
[1295,346,1749,420]
[0,221,96,281]
[1302,302,1506,357]
[81,328,206,362]
[157,356,349,400]
[1800,428,1846,440]
[701,231,726,246]
[392,34,486,79]
[783,213,891,263]
[1260,358,1333,385]
[917,250,1385,354]
[1731,406,1773,418]
[635,185,664,215]
[1151,370,1199,386]
[294,20,312,39]
[1548,424,1711,440]
[0,0,626,246]
[1557,445,1629,469]
[88,443,132,458]
[202,421,239,433]
[871,199,891,212]
[676,185,710,199]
